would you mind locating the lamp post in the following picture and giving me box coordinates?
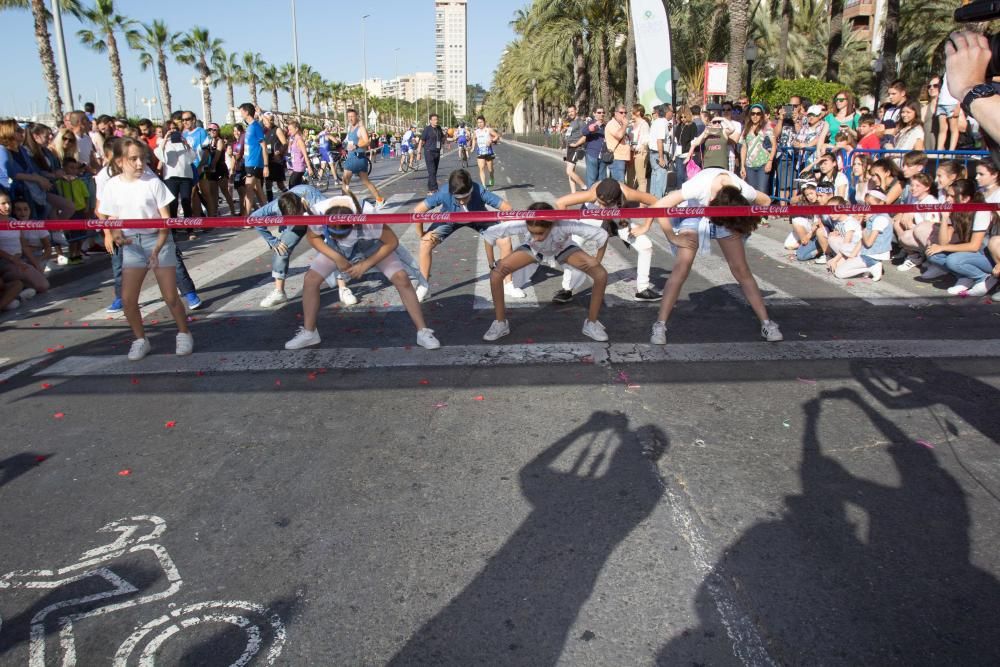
[744,43,758,101]
[191,76,208,122]
[51,0,74,113]
[140,96,157,120]
[394,48,400,132]
[361,14,370,124]
[291,0,302,119]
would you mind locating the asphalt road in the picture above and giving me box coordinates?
[1,141,999,666]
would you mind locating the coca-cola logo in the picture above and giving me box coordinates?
[252,216,284,226]
[91,218,125,229]
[166,217,204,227]
[750,205,789,215]
[326,214,369,223]
[582,208,621,218]
[664,207,705,217]
[915,203,948,212]
[8,220,47,230]
[413,213,451,222]
[497,210,533,219]
[833,204,871,213]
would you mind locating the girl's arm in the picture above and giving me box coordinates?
[151,206,172,255]
[481,221,529,245]
[555,188,596,210]
[686,130,707,157]
[307,229,353,270]
[838,229,856,257]
[343,226,398,279]
[652,190,686,209]
[885,182,904,205]
[620,184,658,207]
[928,229,988,255]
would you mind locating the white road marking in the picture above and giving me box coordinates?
[39,339,1000,377]
[0,356,50,383]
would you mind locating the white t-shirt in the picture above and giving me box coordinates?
[986,188,1000,204]
[95,165,112,202]
[832,172,849,197]
[97,172,175,236]
[76,132,96,166]
[0,230,23,255]
[481,220,608,259]
[912,193,940,224]
[680,168,758,206]
[648,117,668,153]
[972,211,993,233]
[23,229,50,245]
[308,197,382,253]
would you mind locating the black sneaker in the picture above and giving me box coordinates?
[634,288,662,302]
[552,289,573,304]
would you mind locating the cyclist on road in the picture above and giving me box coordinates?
[341,108,385,206]
[456,122,470,167]
[470,116,501,188]
[400,124,416,173]
[316,123,339,186]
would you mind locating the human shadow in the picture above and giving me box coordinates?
[0,453,51,490]
[656,385,1000,665]
[388,411,669,666]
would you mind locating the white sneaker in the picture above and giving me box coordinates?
[783,231,800,250]
[285,326,321,350]
[259,289,288,308]
[56,254,69,266]
[43,261,52,274]
[947,278,975,295]
[19,288,37,300]
[128,338,152,361]
[919,264,949,280]
[897,255,922,272]
[814,255,828,265]
[339,287,358,306]
[504,282,527,298]
[3,298,20,311]
[650,321,667,345]
[415,284,429,302]
[868,262,883,282]
[483,320,510,341]
[965,276,997,297]
[761,319,784,342]
[416,328,441,349]
[175,332,194,356]
[582,319,608,342]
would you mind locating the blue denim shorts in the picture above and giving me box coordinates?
[426,221,496,242]
[673,217,737,240]
[121,233,177,269]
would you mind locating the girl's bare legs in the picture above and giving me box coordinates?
[656,233,698,324]
[391,270,429,330]
[563,250,607,322]
[121,267,149,339]
[152,267,190,333]
[717,235,769,323]
[489,250,536,323]
[301,270,324,331]
[202,180,219,217]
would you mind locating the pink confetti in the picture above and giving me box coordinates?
[524,338,535,344]
[82,322,90,327]
[473,395,485,401]
[307,372,317,381]
[45,347,55,353]
[615,370,630,383]
[53,412,65,419]
[419,379,430,385]
[165,421,176,428]
[434,402,448,409]
[33,323,40,327]
[117,469,131,476]
[915,439,935,449]
[797,377,817,385]
[41,382,52,390]
[846,281,856,287]
[275,380,282,387]
[196,370,205,377]
[35,455,48,463]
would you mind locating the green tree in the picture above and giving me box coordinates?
[279,63,300,116]
[175,27,223,123]
[131,20,180,116]
[240,52,265,110]
[259,64,282,112]
[211,51,241,124]
[76,0,138,117]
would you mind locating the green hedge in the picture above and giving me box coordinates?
[751,78,850,112]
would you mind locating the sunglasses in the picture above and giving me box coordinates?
[835,97,847,102]
[208,128,219,132]
[182,117,194,121]
[749,111,762,116]
[928,83,940,89]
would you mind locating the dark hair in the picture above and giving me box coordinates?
[429,113,439,120]
[799,97,812,110]
[898,100,923,130]
[346,108,357,115]
[322,192,364,232]
[947,184,983,243]
[476,115,485,122]
[96,114,114,125]
[708,185,760,235]
[902,150,928,167]
[858,114,876,126]
[827,195,848,207]
[870,157,904,181]
[84,102,95,113]
[888,79,907,93]
[62,156,78,166]
[109,137,146,177]
[137,118,152,128]
[949,177,977,201]
[525,201,555,229]
[277,191,308,215]
[936,159,965,179]
[690,105,701,115]
[448,169,472,194]
[239,103,256,117]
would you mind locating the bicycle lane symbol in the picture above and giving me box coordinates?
[0,515,286,666]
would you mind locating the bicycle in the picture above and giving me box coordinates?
[458,144,470,168]
[0,515,286,665]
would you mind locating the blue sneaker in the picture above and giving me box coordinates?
[106,298,123,313]
[184,292,202,310]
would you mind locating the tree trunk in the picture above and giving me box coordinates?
[778,0,791,77]
[107,32,127,117]
[825,0,844,82]
[531,81,539,132]
[157,51,173,116]
[198,60,213,123]
[572,33,589,113]
[249,75,258,109]
[625,4,636,109]
[226,81,235,124]
[879,0,900,101]
[598,33,611,111]
[271,87,279,112]
[31,0,63,121]
[725,0,750,100]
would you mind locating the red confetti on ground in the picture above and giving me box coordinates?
[57,345,64,350]
[524,338,535,344]
[846,281,856,287]
[383,302,390,307]
[53,412,65,419]
[434,402,448,409]
[35,455,48,463]
[915,439,935,449]
[196,370,205,377]
[45,347,55,353]
[165,421,176,428]
[473,395,485,401]
[419,379,430,385]
[82,323,90,327]
[580,356,594,364]
[33,323,40,327]
[275,380,282,386]
[41,383,52,390]
[307,372,317,380]
[131,378,139,385]
[117,469,131,476]
[151,319,159,324]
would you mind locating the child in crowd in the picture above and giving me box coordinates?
[0,192,49,296]
[899,150,929,202]
[822,196,863,276]
[935,160,965,203]
[480,202,610,342]
[812,152,849,199]
[784,181,818,253]
[895,172,939,272]
[925,178,997,296]
[55,157,91,264]
[284,192,440,351]
[828,189,896,281]
[868,158,905,205]
[849,153,872,204]
[23,226,53,273]
[97,137,192,361]
[799,183,837,263]
[856,115,881,152]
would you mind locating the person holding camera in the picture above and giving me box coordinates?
[945,31,1000,157]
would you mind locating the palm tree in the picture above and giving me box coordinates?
[240,52,265,109]
[725,0,751,99]
[297,64,315,115]
[824,0,845,81]
[308,73,325,116]
[259,64,282,112]
[0,0,81,120]
[212,51,241,124]
[130,20,179,117]
[77,0,138,117]
[176,27,223,123]
[279,63,300,116]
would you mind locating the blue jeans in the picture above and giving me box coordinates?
[585,155,608,188]
[260,227,307,279]
[610,159,627,183]
[796,239,820,261]
[650,157,669,198]
[926,250,995,282]
[674,157,688,189]
[112,238,196,299]
[744,165,770,196]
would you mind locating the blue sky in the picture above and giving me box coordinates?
[2,0,520,120]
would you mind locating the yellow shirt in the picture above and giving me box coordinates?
[604,118,631,161]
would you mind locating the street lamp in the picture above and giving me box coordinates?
[191,76,208,122]
[361,14,370,124]
[291,0,302,119]
[394,48,400,132]
[140,96,157,120]
[744,42,758,101]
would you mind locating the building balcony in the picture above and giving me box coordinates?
[844,0,875,20]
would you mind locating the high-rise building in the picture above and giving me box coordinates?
[434,0,467,117]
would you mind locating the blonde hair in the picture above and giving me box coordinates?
[52,128,79,162]
[0,119,20,150]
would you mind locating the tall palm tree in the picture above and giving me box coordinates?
[240,51,265,109]
[212,51,241,124]
[77,0,138,117]
[824,0,845,81]
[297,64,315,115]
[0,0,82,119]
[725,0,751,99]
[176,27,223,123]
[259,64,282,112]
[130,19,179,117]
[308,73,326,116]
[279,63,300,116]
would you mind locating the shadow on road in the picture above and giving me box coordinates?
[388,410,668,665]
[0,453,51,490]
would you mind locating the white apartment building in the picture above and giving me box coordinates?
[382,72,437,103]
[434,0,467,117]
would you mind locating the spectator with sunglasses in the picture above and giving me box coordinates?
[823,90,859,150]
[738,104,776,195]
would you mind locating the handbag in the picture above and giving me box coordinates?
[599,126,624,164]
[686,145,703,179]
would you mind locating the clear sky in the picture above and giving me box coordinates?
[2,0,521,120]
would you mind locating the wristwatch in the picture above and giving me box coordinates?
[960,82,999,117]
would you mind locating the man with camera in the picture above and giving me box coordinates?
[946,30,1000,162]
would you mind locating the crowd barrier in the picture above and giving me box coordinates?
[2,202,997,232]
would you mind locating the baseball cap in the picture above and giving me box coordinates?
[807,104,824,117]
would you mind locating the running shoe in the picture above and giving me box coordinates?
[582,319,608,342]
[175,332,194,356]
[483,320,510,341]
[128,338,152,361]
[3,299,20,311]
[504,283,527,298]
[634,288,662,302]
[488,176,494,188]
[783,231,800,250]
[259,289,288,308]
[416,328,441,350]
[375,196,386,208]
[19,288,37,300]
[868,263,884,282]
[106,298,123,313]
[814,255,828,265]
[965,276,997,297]
[918,264,949,280]
[761,320,784,342]
[947,278,975,295]
[552,289,573,304]
[184,292,202,310]
[650,321,667,345]
[67,256,84,265]
[340,287,358,306]
[285,327,321,350]
[415,285,430,302]
[897,254,922,272]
